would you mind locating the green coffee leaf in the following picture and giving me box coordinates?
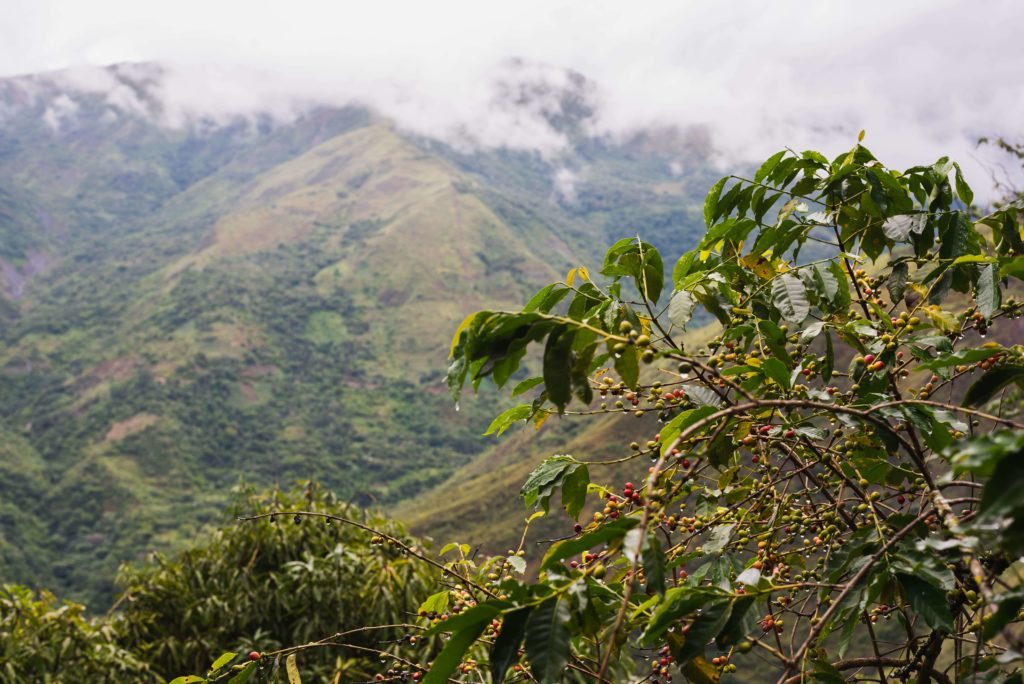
[668,290,696,329]
[964,365,1024,407]
[976,262,1001,318]
[772,273,810,324]
[899,574,953,631]
[704,177,729,227]
[491,608,531,684]
[524,598,571,684]
[423,613,492,684]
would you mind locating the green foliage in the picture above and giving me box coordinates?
[416,142,1024,682]
[116,483,438,682]
[0,584,150,682]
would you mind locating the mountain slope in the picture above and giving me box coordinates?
[0,64,711,604]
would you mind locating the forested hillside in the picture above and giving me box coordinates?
[0,64,714,604]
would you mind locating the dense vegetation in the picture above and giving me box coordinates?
[172,141,1024,683]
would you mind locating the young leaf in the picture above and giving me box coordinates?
[703,524,736,554]
[983,589,1024,641]
[426,603,509,640]
[521,456,580,512]
[418,591,450,615]
[948,430,1024,477]
[511,376,544,397]
[919,347,1002,370]
[669,599,734,666]
[822,330,834,382]
[229,663,256,684]
[760,358,790,389]
[614,344,640,390]
[717,595,757,649]
[641,587,724,645]
[754,150,787,184]
[827,261,851,311]
[642,531,667,596]
[484,404,532,437]
[560,464,590,520]
[524,283,571,313]
[638,242,665,304]
[209,652,237,674]
[681,656,722,684]
[954,162,974,206]
[449,312,478,358]
[524,597,571,684]
[659,405,719,455]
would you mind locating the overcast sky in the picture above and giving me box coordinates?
[3,0,1023,197]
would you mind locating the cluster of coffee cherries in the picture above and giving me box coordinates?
[962,348,1016,375]
[649,645,675,683]
[593,481,645,523]
[373,667,422,681]
[853,352,887,374]
[969,309,991,336]
[759,613,785,634]
[612,320,657,363]
[709,653,737,674]
[853,268,888,306]
[598,376,692,420]
[867,602,896,623]
[447,589,477,616]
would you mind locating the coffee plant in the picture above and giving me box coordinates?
[184,141,1024,683]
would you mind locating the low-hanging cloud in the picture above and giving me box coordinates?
[2,0,1023,199]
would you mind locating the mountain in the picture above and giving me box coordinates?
[0,63,716,604]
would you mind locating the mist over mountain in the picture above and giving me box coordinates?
[0,62,717,603]
[6,1,1022,201]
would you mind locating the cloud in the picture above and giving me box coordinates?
[2,0,1023,198]
[42,93,79,131]
[553,167,581,204]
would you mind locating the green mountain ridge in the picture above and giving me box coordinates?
[0,64,712,605]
